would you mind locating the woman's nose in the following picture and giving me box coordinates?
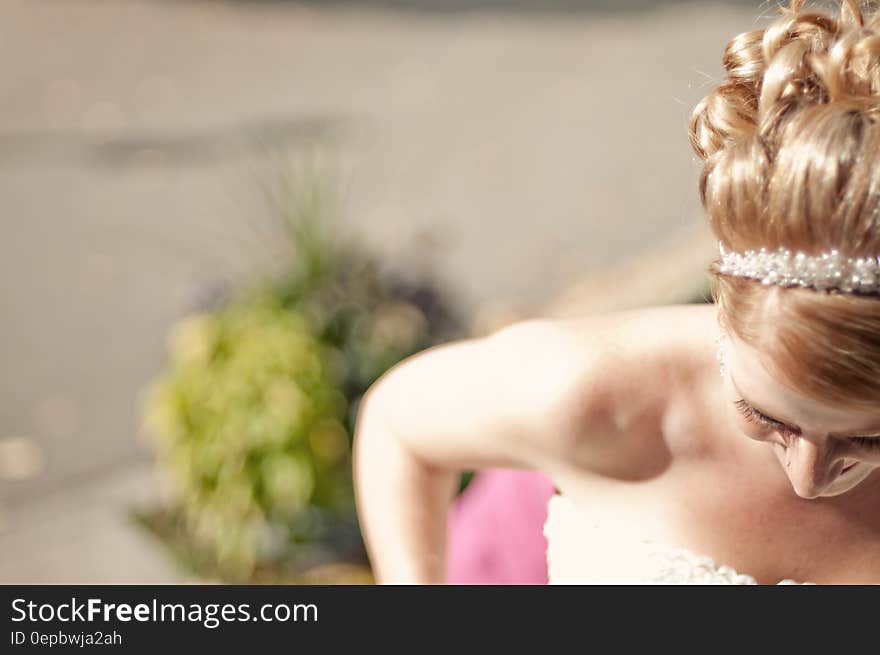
[785,436,835,498]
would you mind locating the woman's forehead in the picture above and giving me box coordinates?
[726,330,880,432]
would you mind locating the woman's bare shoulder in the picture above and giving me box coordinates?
[362,304,718,480]
[523,303,719,479]
[553,303,717,353]
[538,303,718,386]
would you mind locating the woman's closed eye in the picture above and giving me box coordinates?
[734,398,798,438]
[850,436,880,451]
[734,399,880,451]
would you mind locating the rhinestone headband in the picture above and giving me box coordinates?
[717,242,880,295]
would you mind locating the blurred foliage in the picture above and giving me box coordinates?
[141,152,465,582]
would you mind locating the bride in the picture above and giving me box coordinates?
[352,0,880,584]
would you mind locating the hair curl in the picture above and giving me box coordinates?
[690,0,880,409]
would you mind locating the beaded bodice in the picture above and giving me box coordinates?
[543,494,812,585]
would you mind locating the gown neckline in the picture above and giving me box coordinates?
[545,493,814,585]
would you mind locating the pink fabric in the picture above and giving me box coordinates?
[446,469,556,584]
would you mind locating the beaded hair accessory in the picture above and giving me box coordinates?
[717,242,880,295]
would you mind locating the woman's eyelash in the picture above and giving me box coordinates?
[733,398,796,435]
[851,436,880,451]
[734,399,880,449]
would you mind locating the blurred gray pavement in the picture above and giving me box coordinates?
[0,0,762,581]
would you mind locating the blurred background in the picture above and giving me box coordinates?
[0,0,768,583]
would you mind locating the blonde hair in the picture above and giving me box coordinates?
[690,0,880,409]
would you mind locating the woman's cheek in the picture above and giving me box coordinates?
[735,416,773,442]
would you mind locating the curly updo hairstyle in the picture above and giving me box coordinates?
[691,0,880,409]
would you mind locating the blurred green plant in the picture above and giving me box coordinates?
[140,151,464,582]
[143,293,353,580]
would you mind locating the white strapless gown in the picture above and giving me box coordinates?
[543,494,813,585]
